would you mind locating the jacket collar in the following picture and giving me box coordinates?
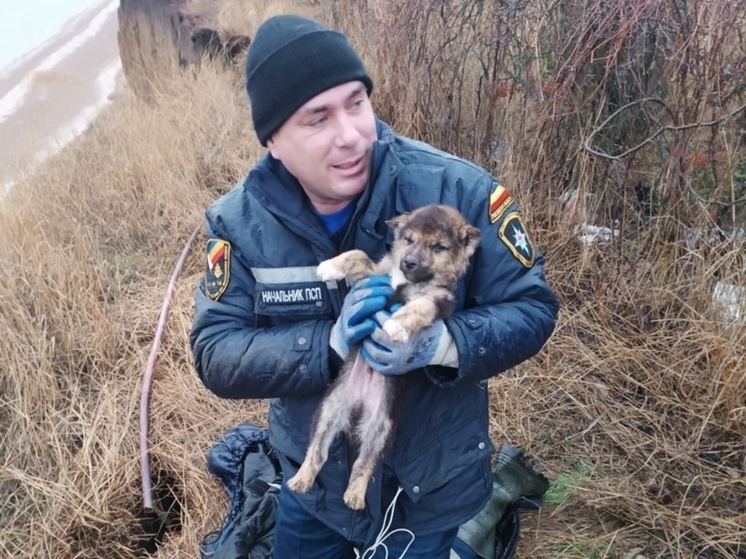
[246,153,306,218]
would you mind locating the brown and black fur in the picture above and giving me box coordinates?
[286,204,481,510]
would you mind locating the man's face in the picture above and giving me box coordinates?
[267,81,377,214]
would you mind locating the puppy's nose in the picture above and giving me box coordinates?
[403,254,419,270]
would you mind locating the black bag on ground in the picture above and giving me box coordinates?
[200,424,282,559]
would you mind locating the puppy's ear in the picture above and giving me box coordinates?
[386,213,410,232]
[460,224,482,256]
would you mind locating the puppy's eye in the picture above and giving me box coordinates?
[432,243,448,253]
[404,236,414,245]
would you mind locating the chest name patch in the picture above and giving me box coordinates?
[498,212,535,267]
[259,286,325,305]
[489,182,513,223]
[205,238,231,300]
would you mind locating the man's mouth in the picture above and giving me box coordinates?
[333,155,364,173]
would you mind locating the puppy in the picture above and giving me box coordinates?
[286,204,481,510]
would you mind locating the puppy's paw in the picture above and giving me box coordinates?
[317,259,345,281]
[343,487,366,510]
[383,319,409,345]
[286,473,313,494]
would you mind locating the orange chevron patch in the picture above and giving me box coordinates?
[205,238,231,300]
[489,182,513,223]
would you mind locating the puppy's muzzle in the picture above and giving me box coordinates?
[401,252,434,282]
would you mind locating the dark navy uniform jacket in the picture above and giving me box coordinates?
[190,120,558,545]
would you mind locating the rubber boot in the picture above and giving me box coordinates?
[455,444,549,559]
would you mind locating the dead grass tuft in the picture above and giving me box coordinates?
[0,58,265,558]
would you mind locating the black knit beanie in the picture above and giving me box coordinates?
[245,15,374,146]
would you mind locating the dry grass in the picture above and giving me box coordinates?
[1,0,744,558]
[0,60,262,557]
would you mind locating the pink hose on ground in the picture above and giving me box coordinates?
[140,225,201,512]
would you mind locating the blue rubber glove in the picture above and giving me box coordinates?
[329,275,393,359]
[360,309,447,376]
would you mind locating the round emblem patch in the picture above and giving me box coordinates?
[498,212,535,267]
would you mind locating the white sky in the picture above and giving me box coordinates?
[0,0,105,70]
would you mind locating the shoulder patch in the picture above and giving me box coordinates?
[205,238,231,300]
[489,182,513,223]
[498,212,535,267]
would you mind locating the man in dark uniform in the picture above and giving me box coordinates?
[190,14,558,559]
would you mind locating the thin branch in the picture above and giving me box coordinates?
[582,98,746,161]
[686,177,746,209]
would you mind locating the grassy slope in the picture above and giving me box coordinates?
[1,1,744,558]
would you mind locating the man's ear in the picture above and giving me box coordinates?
[267,136,281,160]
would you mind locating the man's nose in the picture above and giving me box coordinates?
[334,114,362,147]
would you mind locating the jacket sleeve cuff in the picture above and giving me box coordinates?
[429,327,459,368]
[424,327,460,385]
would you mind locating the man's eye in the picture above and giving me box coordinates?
[311,116,327,126]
